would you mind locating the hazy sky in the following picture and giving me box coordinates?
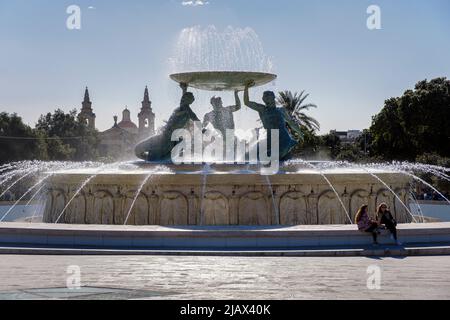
[1,0,449,134]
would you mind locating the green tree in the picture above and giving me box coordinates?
[369,77,450,160]
[289,128,323,159]
[277,90,320,132]
[36,109,100,161]
[355,129,371,157]
[0,112,46,164]
[321,133,341,159]
[416,153,450,193]
[335,143,366,162]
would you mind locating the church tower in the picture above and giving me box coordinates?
[138,86,155,139]
[78,87,96,129]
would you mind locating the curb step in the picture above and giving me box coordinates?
[1,244,450,257]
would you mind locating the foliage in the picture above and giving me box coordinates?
[277,90,320,132]
[321,133,341,159]
[416,153,450,192]
[0,112,46,163]
[35,109,100,161]
[335,143,367,162]
[289,128,323,159]
[369,78,450,161]
[0,109,100,164]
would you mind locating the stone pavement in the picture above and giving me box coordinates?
[0,255,449,299]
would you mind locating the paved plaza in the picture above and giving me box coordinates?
[0,255,449,299]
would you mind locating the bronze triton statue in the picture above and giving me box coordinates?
[135,71,301,162]
[135,83,200,161]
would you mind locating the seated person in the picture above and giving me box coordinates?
[355,204,380,245]
[377,203,402,245]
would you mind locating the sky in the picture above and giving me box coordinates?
[0,0,449,134]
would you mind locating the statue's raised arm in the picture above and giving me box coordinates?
[180,82,188,95]
[244,83,265,112]
[225,90,242,112]
[187,104,200,122]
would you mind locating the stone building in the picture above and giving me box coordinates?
[138,86,155,139]
[78,87,155,159]
[330,129,363,143]
[78,87,96,129]
[98,114,138,159]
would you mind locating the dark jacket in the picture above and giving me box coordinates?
[379,211,397,228]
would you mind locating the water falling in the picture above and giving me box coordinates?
[0,174,52,222]
[28,184,47,222]
[265,174,280,225]
[168,25,276,131]
[170,25,274,73]
[398,170,450,205]
[200,163,212,225]
[54,162,126,224]
[1,159,449,225]
[0,161,87,222]
[359,168,418,223]
[408,186,425,223]
[357,161,450,204]
[123,172,155,225]
[0,165,41,195]
[291,159,353,224]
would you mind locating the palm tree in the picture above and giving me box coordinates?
[277,90,320,132]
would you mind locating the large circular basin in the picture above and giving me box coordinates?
[170,71,277,91]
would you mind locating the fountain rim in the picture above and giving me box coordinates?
[43,164,410,182]
[169,71,277,91]
[43,161,406,176]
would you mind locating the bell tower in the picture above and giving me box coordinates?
[78,87,96,129]
[138,86,155,139]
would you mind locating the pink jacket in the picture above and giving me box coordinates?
[357,211,372,231]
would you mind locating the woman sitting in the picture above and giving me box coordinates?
[355,204,380,245]
[377,203,402,245]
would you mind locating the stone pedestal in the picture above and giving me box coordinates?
[43,165,412,226]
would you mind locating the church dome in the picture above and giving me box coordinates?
[117,107,138,132]
[118,121,138,129]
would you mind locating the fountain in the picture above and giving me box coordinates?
[36,71,414,226]
[1,27,448,251]
[40,162,414,226]
[0,27,449,257]
[2,158,450,253]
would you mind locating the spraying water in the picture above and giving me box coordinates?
[28,184,47,222]
[290,159,353,224]
[1,159,449,225]
[168,25,276,131]
[53,162,126,224]
[359,168,418,223]
[265,174,280,225]
[170,25,274,73]
[0,174,52,222]
[123,172,155,225]
[200,163,212,225]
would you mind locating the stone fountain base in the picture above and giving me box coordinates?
[43,164,413,226]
